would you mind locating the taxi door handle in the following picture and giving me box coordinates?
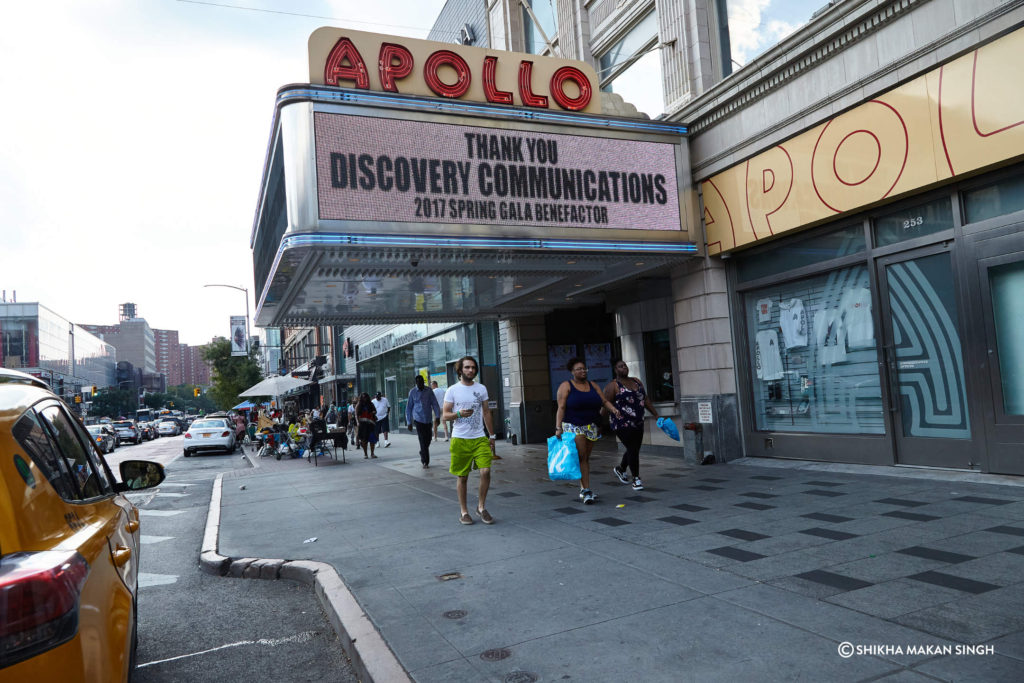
[125,520,139,533]
[112,545,132,567]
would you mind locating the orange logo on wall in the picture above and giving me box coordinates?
[703,28,1024,254]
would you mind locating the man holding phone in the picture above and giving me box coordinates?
[443,355,496,526]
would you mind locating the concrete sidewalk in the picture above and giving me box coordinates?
[206,432,1024,681]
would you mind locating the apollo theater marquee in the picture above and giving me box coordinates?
[250,28,696,328]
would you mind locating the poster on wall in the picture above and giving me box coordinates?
[548,344,576,399]
[584,343,612,387]
[229,316,247,356]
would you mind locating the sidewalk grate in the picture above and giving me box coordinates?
[480,648,512,662]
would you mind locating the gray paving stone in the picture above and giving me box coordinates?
[895,598,1024,644]
[829,552,949,583]
[912,652,1024,683]
[825,578,964,619]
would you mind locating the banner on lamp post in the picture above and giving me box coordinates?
[230,316,247,356]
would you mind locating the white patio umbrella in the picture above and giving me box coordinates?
[239,374,311,397]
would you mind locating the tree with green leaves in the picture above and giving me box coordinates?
[202,337,264,411]
[89,388,137,419]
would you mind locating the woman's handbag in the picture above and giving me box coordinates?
[547,433,582,481]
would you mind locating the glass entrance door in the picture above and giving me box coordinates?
[975,227,1024,474]
[878,247,976,468]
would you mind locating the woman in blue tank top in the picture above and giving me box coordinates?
[555,357,621,505]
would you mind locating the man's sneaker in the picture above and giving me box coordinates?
[385,441,391,447]
[612,466,630,484]
[631,478,644,491]
[580,488,595,505]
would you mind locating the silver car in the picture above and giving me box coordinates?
[183,418,236,456]
[157,420,180,436]
[86,424,117,453]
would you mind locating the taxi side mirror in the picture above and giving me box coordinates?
[117,460,166,492]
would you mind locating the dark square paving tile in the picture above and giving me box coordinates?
[553,507,585,515]
[803,481,846,487]
[699,478,728,483]
[985,525,1024,537]
[706,546,766,562]
[875,498,928,508]
[896,546,975,564]
[625,495,656,503]
[592,517,631,527]
[799,527,859,541]
[496,491,521,498]
[541,490,565,497]
[750,475,783,481]
[740,492,778,499]
[735,502,775,511]
[691,485,722,491]
[951,496,1016,505]
[1008,546,1024,556]
[658,516,700,527]
[802,512,854,523]
[795,569,873,592]
[719,528,770,542]
[671,503,709,512]
[908,570,1000,594]
[881,510,940,522]
[802,489,846,497]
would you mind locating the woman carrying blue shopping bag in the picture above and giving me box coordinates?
[555,357,621,505]
[603,359,660,491]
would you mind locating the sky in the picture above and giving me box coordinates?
[0,0,447,346]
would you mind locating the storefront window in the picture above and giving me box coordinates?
[964,175,1024,223]
[873,197,953,247]
[745,264,882,434]
[643,330,674,402]
[523,0,557,54]
[990,260,1024,415]
[735,224,865,283]
[598,10,664,117]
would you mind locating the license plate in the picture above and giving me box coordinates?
[203,433,212,438]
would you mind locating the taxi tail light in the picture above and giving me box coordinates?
[221,431,231,437]
[0,551,89,668]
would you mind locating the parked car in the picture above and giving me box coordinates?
[157,420,180,437]
[111,420,142,445]
[0,367,165,680]
[86,424,117,453]
[183,418,237,457]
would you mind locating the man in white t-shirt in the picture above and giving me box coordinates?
[443,356,496,526]
[431,380,450,441]
[371,392,391,447]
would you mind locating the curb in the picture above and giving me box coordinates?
[201,473,411,683]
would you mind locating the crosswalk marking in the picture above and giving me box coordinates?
[139,572,178,587]
[140,509,185,516]
[140,534,174,544]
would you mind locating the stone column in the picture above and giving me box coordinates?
[501,315,552,444]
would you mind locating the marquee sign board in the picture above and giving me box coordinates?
[308,27,602,114]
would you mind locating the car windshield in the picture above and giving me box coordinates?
[191,420,225,429]
[113,422,134,428]
[87,425,102,434]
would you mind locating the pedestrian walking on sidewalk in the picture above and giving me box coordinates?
[444,356,496,525]
[356,393,378,458]
[603,359,659,491]
[406,375,441,468]
[347,397,359,448]
[372,391,392,447]
[431,381,450,441]
[555,357,621,505]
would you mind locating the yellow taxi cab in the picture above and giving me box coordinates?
[0,368,165,681]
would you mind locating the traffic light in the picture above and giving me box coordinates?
[193,387,201,397]
[74,395,82,404]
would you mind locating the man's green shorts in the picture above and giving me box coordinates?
[449,436,492,476]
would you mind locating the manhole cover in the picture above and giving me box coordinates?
[504,672,538,683]
[437,572,463,581]
[443,610,467,619]
[480,648,512,662]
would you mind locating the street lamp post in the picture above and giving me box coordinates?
[203,284,250,354]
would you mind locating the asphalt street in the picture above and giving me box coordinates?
[112,435,357,683]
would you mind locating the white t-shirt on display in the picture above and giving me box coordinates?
[816,308,848,365]
[779,298,808,349]
[755,330,784,381]
[840,287,874,348]
[756,298,773,323]
[444,382,489,439]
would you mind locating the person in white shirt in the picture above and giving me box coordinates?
[431,380,450,441]
[443,356,496,526]
[371,392,391,447]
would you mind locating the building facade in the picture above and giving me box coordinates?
[0,302,116,399]
[249,0,1024,477]
[82,318,157,374]
[153,328,182,386]
[179,344,212,387]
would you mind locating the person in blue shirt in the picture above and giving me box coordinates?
[406,374,441,468]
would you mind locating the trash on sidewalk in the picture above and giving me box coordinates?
[303,537,318,543]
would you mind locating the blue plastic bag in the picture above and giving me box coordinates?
[657,417,680,441]
[547,433,582,481]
